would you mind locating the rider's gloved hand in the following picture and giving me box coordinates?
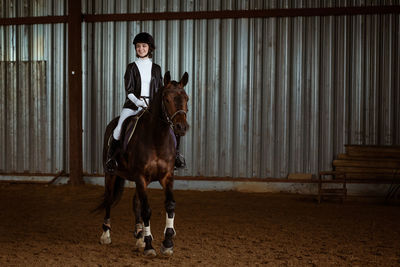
[128,93,148,108]
[136,99,148,108]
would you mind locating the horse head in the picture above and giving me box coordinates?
[162,71,189,136]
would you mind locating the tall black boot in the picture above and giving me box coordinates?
[174,135,186,169]
[105,137,119,173]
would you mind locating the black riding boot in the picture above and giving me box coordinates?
[175,151,186,169]
[174,135,186,169]
[105,137,119,173]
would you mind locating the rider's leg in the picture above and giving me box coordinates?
[105,108,138,172]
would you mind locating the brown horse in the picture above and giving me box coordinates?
[97,71,189,257]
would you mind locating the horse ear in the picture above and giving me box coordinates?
[180,72,189,87]
[164,71,171,86]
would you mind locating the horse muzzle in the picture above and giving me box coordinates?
[173,121,189,136]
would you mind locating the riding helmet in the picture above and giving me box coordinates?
[133,32,155,50]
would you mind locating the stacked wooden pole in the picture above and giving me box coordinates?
[333,145,400,182]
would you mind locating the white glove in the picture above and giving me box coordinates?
[136,99,148,108]
[128,93,147,108]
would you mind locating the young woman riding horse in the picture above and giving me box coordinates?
[105,32,186,172]
[98,71,189,257]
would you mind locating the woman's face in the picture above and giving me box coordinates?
[136,43,149,58]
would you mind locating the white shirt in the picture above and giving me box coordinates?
[134,57,152,97]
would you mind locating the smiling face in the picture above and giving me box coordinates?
[135,43,149,58]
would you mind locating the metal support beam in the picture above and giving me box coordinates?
[68,0,83,185]
[1,6,398,26]
[0,16,67,25]
[83,6,400,22]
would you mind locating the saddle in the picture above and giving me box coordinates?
[107,108,178,160]
[120,110,146,152]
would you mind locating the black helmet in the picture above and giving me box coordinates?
[133,32,155,50]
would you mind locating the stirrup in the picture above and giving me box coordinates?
[105,157,118,173]
[174,153,186,169]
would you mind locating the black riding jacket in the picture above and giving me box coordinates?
[122,62,163,110]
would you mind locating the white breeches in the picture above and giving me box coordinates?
[113,108,141,140]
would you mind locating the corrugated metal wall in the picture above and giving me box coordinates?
[82,0,400,178]
[0,0,67,173]
[1,0,399,179]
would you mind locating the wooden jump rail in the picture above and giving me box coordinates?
[0,170,66,185]
[318,145,400,203]
[335,145,400,182]
[318,171,347,203]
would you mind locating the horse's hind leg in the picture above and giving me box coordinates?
[161,178,176,256]
[133,191,145,249]
[136,182,156,257]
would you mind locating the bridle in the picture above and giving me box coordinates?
[143,89,187,129]
[161,91,187,129]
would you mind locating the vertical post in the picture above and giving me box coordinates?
[68,0,83,185]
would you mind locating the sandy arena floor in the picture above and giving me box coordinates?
[0,183,399,266]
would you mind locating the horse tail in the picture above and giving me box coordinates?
[93,175,125,213]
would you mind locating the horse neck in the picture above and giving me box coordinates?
[146,92,171,140]
[149,112,170,137]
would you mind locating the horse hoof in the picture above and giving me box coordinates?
[135,237,145,249]
[100,230,111,244]
[143,248,157,257]
[160,244,174,257]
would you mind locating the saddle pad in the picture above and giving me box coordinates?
[122,110,146,151]
[169,128,177,149]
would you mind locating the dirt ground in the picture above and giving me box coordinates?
[0,183,399,266]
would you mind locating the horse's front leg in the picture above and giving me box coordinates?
[100,209,111,244]
[161,177,176,256]
[99,174,113,245]
[133,191,145,249]
[136,181,156,257]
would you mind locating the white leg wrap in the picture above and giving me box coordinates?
[164,213,175,235]
[100,229,111,244]
[143,224,153,239]
[166,213,174,228]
